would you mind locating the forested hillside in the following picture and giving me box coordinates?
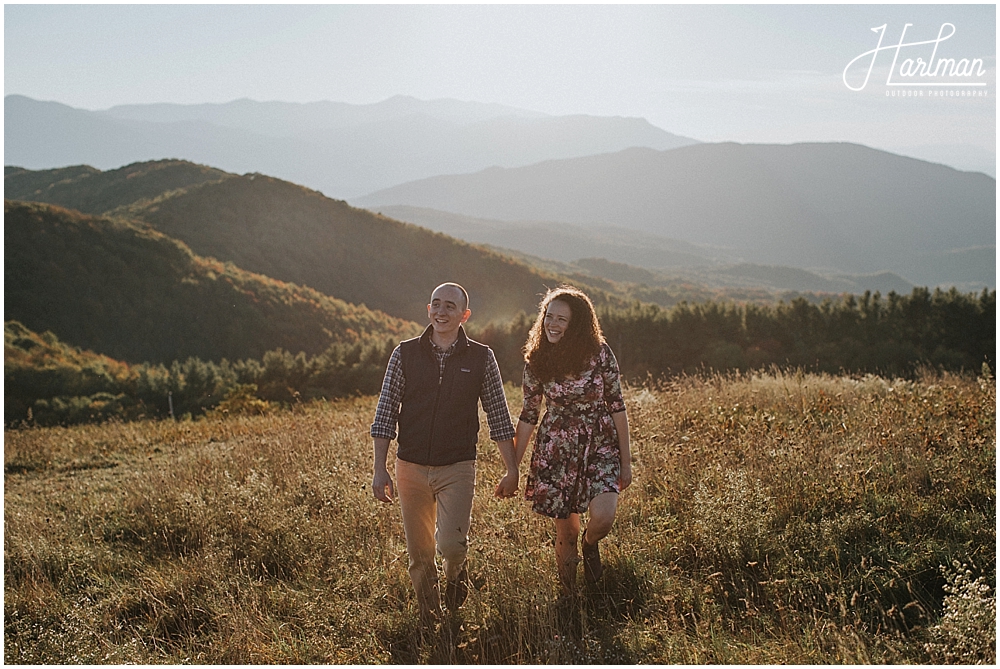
[473,289,996,384]
[4,160,231,214]
[596,290,995,380]
[4,200,419,364]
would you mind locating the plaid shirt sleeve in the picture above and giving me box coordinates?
[370,346,404,441]
[480,348,516,442]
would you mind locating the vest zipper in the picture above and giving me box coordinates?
[426,353,445,462]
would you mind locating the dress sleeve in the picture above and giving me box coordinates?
[518,363,544,425]
[601,344,627,415]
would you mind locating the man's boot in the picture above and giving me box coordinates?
[445,564,469,612]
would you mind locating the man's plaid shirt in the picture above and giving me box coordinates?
[370,337,515,443]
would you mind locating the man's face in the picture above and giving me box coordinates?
[427,286,470,337]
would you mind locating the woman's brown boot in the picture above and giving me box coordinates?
[582,529,603,583]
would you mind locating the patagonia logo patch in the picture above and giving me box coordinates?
[461,368,471,373]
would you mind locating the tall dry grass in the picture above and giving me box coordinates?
[4,369,995,663]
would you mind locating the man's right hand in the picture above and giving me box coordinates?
[372,467,395,503]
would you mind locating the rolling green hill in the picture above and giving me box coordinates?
[4,200,420,364]
[4,160,231,215]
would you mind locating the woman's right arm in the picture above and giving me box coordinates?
[513,420,535,466]
[515,363,543,465]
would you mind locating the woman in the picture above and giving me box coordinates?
[513,286,631,597]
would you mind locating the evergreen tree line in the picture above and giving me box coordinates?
[614,286,995,379]
[474,287,996,385]
[5,287,995,427]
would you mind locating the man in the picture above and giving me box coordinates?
[371,282,519,627]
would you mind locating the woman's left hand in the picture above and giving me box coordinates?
[619,459,632,491]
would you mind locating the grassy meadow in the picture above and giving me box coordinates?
[4,369,995,664]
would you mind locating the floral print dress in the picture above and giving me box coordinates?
[520,343,627,519]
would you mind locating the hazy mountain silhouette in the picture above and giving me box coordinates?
[102,95,549,132]
[356,142,995,289]
[5,94,697,198]
[119,174,612,323]
[5,159,950,315]
[888,142,996,178]
[372,204,734,267]
[374,204,916,295]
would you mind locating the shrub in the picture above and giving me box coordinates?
[208,384,271,417]
[925,561,996,664]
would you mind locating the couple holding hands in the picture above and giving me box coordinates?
[371,282,631,627]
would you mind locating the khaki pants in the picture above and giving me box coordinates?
[395,458,476,620]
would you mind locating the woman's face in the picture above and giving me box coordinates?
[543,299,572,344]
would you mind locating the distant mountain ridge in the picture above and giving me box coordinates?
[4,94,697,198]
[101,95,550,132]
[356,142,996,289]
[373,204,736,267]
[372,205,915,296]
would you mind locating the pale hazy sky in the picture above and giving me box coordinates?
[4,3,997,158]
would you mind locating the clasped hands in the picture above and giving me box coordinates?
[493,470,519,499]
[372,467,519,502]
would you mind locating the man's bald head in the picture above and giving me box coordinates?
[431,282,470,312]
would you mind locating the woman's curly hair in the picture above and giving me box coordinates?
[524,285,605,383]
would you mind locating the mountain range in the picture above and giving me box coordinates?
[8,94,992,291]
[356,142,996,290]
[6,154,994,375]
[4,94,696,198]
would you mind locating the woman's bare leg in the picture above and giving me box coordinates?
[553,514,581,596]
[583,492,618,544]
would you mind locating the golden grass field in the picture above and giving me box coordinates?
[4,369,995,664]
